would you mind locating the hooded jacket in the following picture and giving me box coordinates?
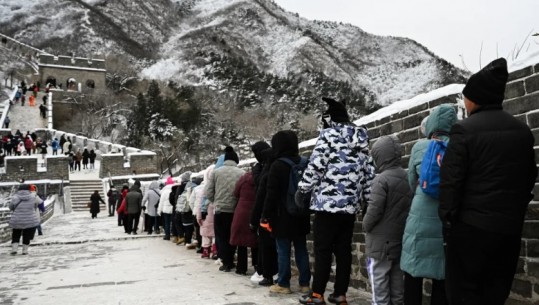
[298,121,375,214]
[263,130,310,238]
[363,136,413,260]
[9,190,40,229]
[142,181,161,217]
[400,103,457,280]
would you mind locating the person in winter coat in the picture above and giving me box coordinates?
[82,148,90,169]
[63,140,71,156]
[231,171,258,275]
[59,135,66,154]
[51,138,59,155]
[74,149,82,171]
[116,185,130,231]
[38,138,47,160]
[125,180,143,234]
[205,146,245,272]
[142,181,161,234]
[157,178,177,240]
[3,116,10,128]
[89,150,96,169]
[89,190,105,219]
[363,136,413,305]
[9,184,41,255]
[195,165,216,259]
[189,175,204,253]
[16,139,25,156]
[249,141,277,285]
[262,130,311,295]
[400,103,457,305]
[297,98,375,305]
[107,186,121,217]
[439,58,538,305]
[24,136,33,156]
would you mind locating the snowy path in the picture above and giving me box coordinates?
[0,212,371,305]
[7,91,47,133]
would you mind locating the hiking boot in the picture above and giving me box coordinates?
[258,278,273,286]
[299,292,326,305]
[219,264,233,272]
[327,293,348,305]
[172,236,178,243]
[269,284,292,294]
[235,270,247,276]
[176,237,185,245]
[185,243,196,249]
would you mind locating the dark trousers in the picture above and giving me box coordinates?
[258,227,278,279]
[127,212,140,233]
[12,228,36,245]
[445,222,521,305]
[163,213,172,238]
[118,213,123,226]
[122,214,129,233]
[109,202,116,216]
[91,212,97,218]
[184,224,194,244]
[311,212,356,296]
[75,161,81,171]
[172,211,184,238]
[214,212,236,267]
[236,246,259,274]
[404,272,447,305]
[194,220,202,247]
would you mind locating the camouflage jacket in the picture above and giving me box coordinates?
[298,122,375,214]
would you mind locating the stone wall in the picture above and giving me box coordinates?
[299,64,539,304]
[2,155,70,181]
[99,152,158,177]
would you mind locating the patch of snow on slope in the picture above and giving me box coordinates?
[193,0,246,17]
[0,0,46,21]
[140,57,182,80]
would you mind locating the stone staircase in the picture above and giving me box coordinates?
[70,179,105,212]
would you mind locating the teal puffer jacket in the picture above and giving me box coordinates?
[400,104,457,280]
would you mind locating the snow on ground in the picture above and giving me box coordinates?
[0,212,372,305]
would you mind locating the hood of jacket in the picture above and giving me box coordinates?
[251,141,271,163]
[14,190,33,201]
[148,181,160,191]
[371,135,402,173]
[271,130,298,158]
[425,104,457,138]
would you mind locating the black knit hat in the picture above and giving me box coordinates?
[462,58,508,105]
[224,146,239,164]
[322,97,349,123]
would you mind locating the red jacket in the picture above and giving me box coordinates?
[230,172,257,248]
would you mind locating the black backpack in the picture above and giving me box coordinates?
[278,157,310,216]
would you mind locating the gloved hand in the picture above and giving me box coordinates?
[259,219,272,233]
[141,206,146,211]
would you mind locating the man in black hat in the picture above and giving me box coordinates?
[439,58,537,305]
[297,97,375,305]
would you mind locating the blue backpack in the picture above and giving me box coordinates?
[278,157,310,216]
[419,138,448,199]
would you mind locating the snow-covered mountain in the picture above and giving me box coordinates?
[1,0,467,106]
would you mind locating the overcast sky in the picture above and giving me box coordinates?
[274,0,539,72]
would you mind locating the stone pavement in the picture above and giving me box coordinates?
[0,212,371,305]
[7,90,47,133]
